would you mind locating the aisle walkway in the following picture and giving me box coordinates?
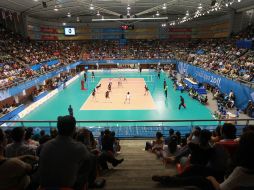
[99,140,186,190]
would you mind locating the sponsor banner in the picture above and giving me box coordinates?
[177,62,254,110]
[236,40,253,49]
[41,35,58,40]
[30,59,59,71]
[40,27,58,33]
[0,104,25,122]
[169,34,192,39]
[169,28,192,32]
[33,91,48,102]
[82,59,176,65]
[102,28,122,33]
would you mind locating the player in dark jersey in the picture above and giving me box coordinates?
[144,85,149,96]
[178,96,186,110]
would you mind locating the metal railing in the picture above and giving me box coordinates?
[1,118,253,138]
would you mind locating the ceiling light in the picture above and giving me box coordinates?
[62,22,66,26]
[238,0,241,2]
[96,11,100,16]
[198,4,202,9]
[127,5,131,10]
[90,4,94,10]
[162,3,167,9]
[76,17,80,22]
[156,11,160,16]
[67,12,71,17]
[226,3,228,7]
[54,5,59,11]
[34,0,39,1]
[186,11,189,16]
[92,17,168,22]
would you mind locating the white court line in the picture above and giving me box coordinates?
[91,81,153,84]
[90,74,155,78]
[80,77,154,110]
[91,92,151,95]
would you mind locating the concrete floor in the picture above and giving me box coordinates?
[205,91,254,125]
[95,140,196,190]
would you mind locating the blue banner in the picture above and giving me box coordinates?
[177,62,254,110]
[196,50,205,55]
[0,61,82,101]
[236,40,253,49]
[82,59,177,65]
[0,104,25,122]
[102,28,122,33]
[33,91,48,102]
[30,59,59,71]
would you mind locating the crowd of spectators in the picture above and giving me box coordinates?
[0,27,82,89]
[0,25,253,90]
[83,26,254,84]
[83,38,253,83]
[0,115,124,190]
[0,101,20,117]
[146,124,254,190]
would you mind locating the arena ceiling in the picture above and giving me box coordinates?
[0,0,254,22]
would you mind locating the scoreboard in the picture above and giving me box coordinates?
[120,25,134,30]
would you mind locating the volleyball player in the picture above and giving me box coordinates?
[163,79,167,89]
[91,71,95,82]
[81,79,85,90]
[164,84,168,98]
[108,83,112,91]
[68,105,73,116]
[144,85,149,96]
[105,90,111,103]
[109,78,113,86]
[178,96,186,110]
[157,69,161,79]
[84,72,87,82]
[92,89,97,102]
[124,92,131,104]
[118,78,122,88]
[96,83,101,92]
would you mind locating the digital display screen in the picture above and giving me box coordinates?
[64,27,76,36]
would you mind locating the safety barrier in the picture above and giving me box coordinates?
[1,119,253,138]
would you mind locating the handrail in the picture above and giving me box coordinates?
[1,119,254,123]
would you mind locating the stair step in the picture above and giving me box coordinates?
[100,140,180,190]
